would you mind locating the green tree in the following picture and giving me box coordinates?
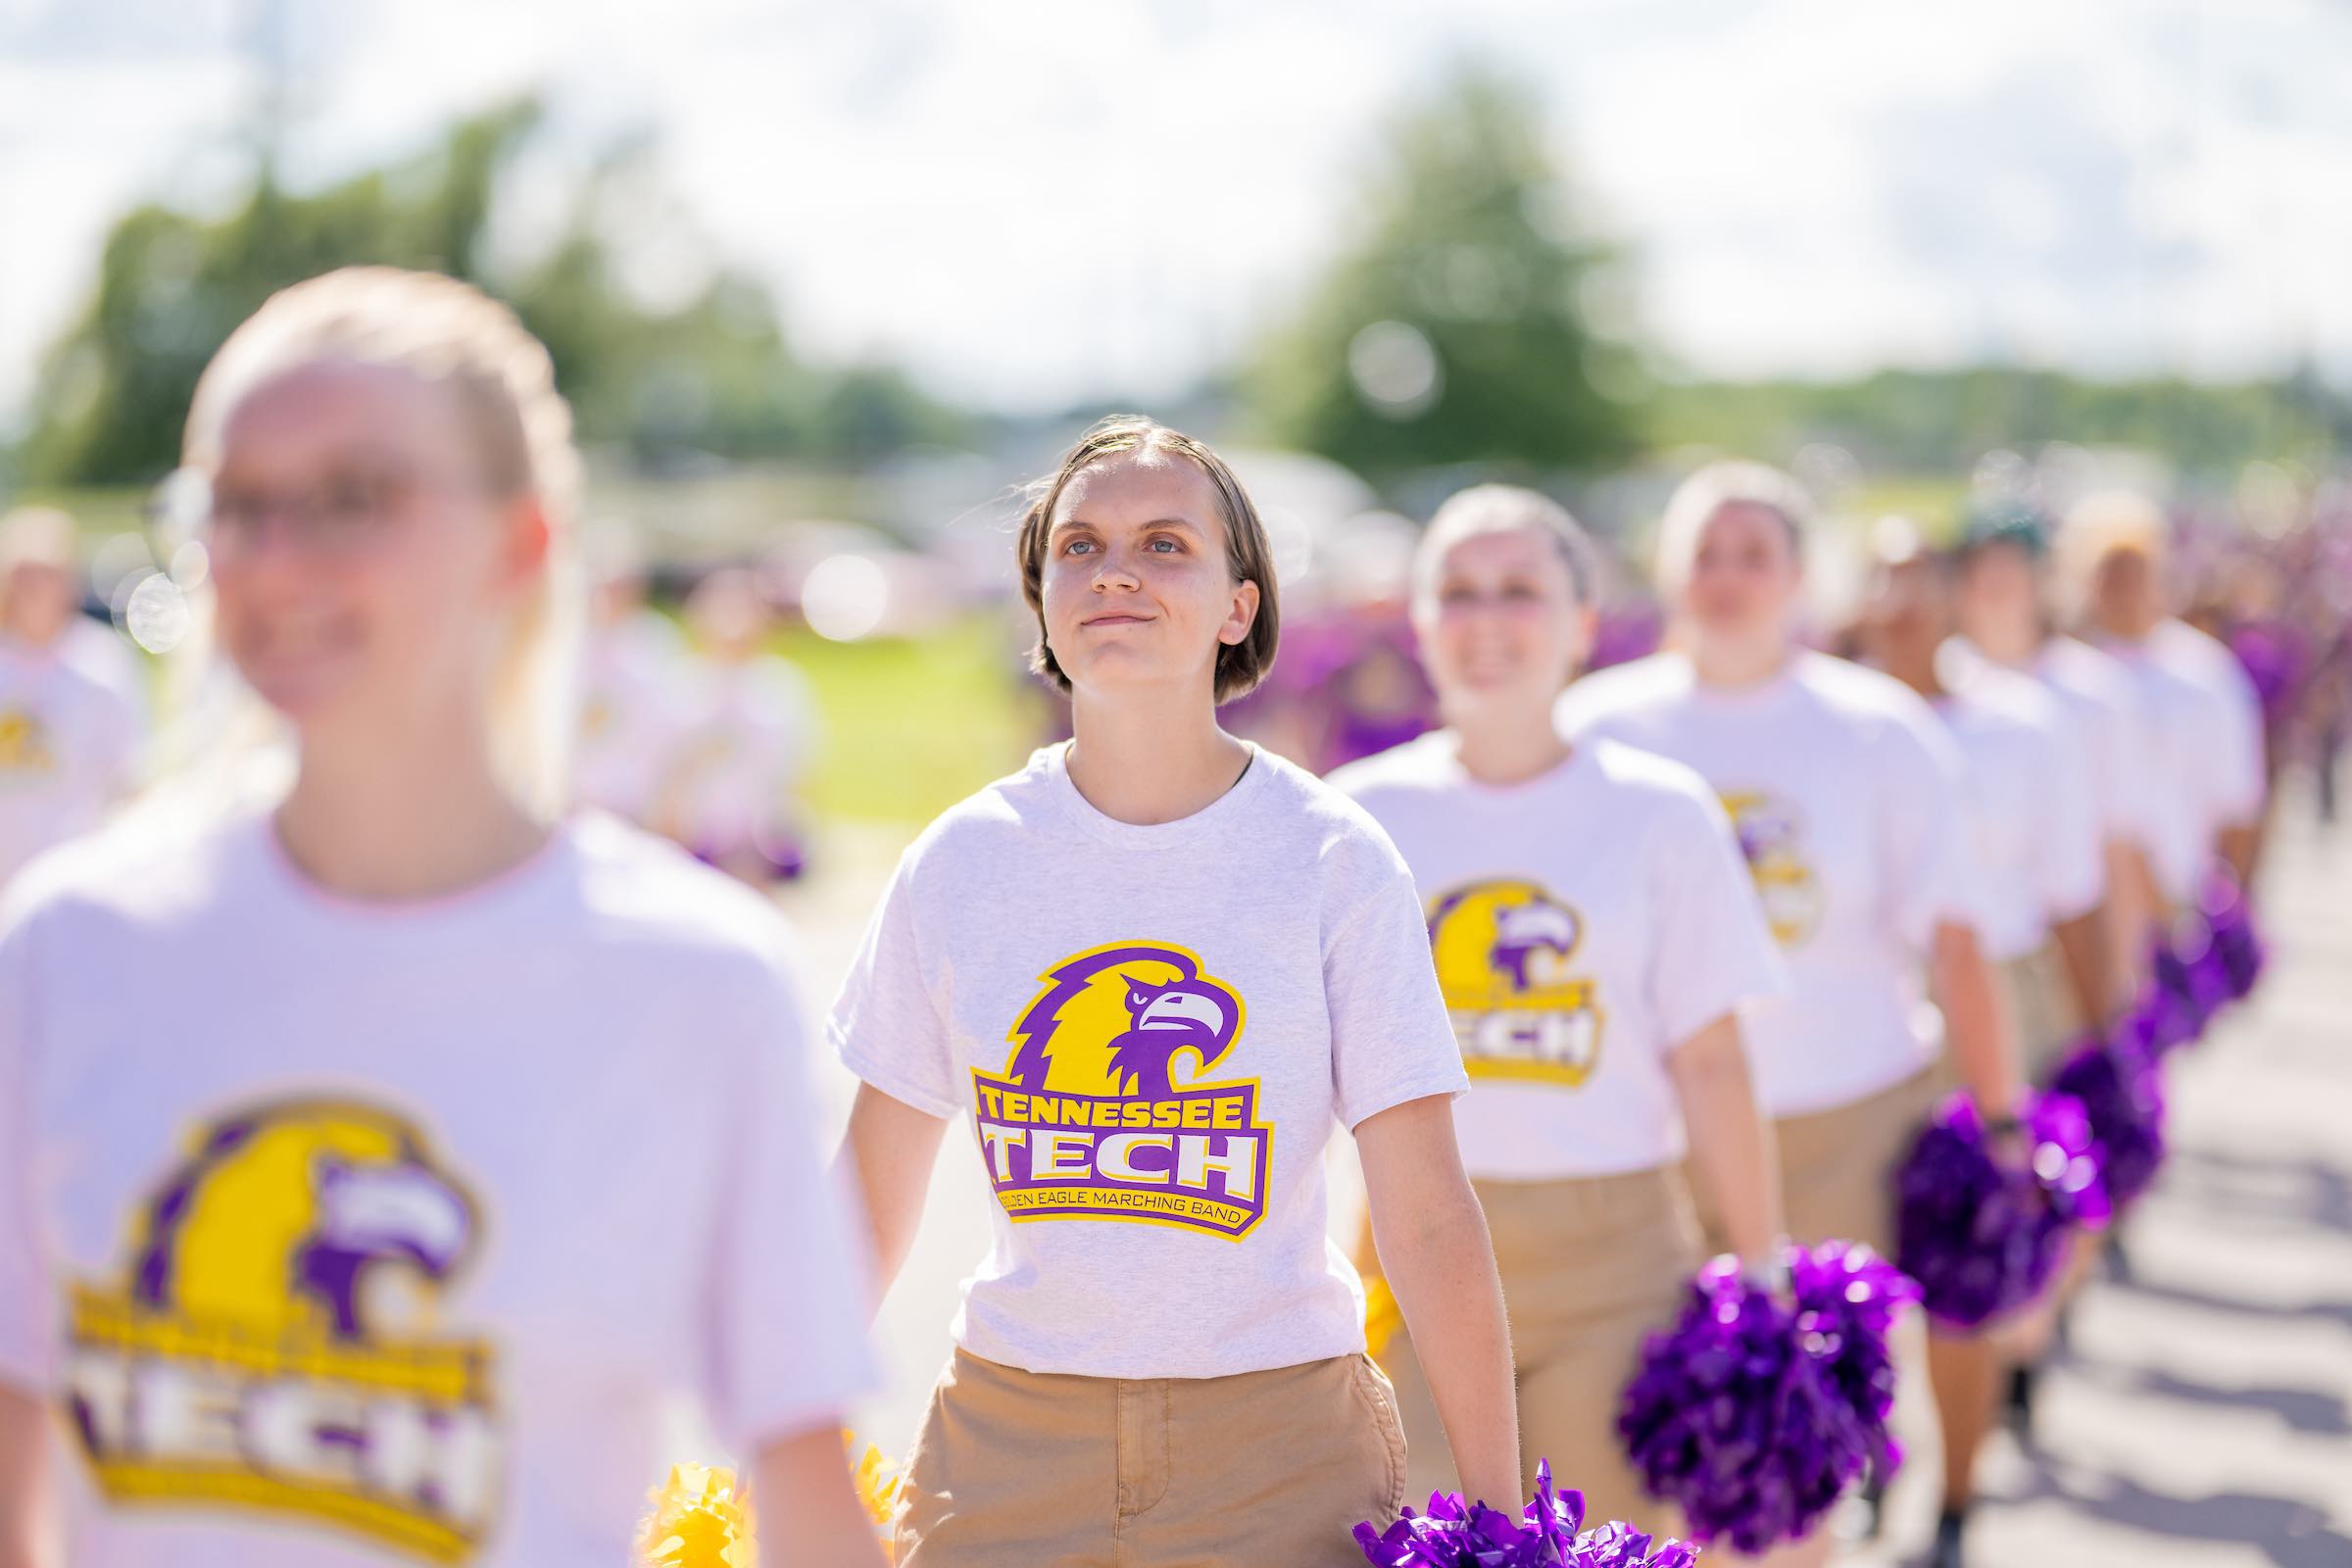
[1247,65,1643,478]
[20,100,962,485]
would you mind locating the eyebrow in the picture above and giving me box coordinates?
[1052,514,1204,536]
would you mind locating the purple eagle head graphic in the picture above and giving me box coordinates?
[1488,897,1581,991]
[1732,802,1800,867]
[1007,946,1242,1099]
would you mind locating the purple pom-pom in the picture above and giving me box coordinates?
[1615,1245,1913,1553]
[1353,1460,1696,1567]
[2195,871,2267,1002]
[2046,1037,2166,1208]
[1894,1092,2109,1330]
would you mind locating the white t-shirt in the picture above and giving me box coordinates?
[60,617,152,727]
[0,644,142,889]
[1930,656,2106,961]
[2148,618,2268,826]
[1554,652,1984,1117]
[2095,624,2258,902]
[669,657,818,854]
[1328,735,1788,1180]
[574,612,691,824]
[827,743,1468,1381]
[0,811,875,1568]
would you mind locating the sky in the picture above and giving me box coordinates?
[3,0,2348,433]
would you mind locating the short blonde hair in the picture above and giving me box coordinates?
[0,506,76,573]
[183,268,582,817]
[1414,484,1600,606]
[2055,488,2168,591]
[1015,415,1280,704]
[1652,460,1814,591]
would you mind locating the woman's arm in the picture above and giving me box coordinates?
[1664,1013,1785,1267]
[1355,1094,1521,1507]
[833,1084,949,1308]
[0,1382,55,1568]
[1933,920,2022,1119]
[753,1424,889,1568]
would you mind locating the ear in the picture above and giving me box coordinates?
[498,495,554,589]
[1566,603,1599,673]
[1217,576,1260,648]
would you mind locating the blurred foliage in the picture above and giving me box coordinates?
[19,100,967,487]
[1246,65,1644,479]
[1650,364,2352,477]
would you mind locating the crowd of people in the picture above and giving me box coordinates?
[0,266,2340,1568]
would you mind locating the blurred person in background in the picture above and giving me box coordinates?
[830,416,1519,1567]
[655,564,818,883]
[1332,484,1789,1528]
[572,520,692,829]
[1556,462,2022,1568]
[1947,501,2166,999]
[1857,526,2111,1503]
[2060,492,2268,898]
[0,508,143,889]
[0,268,886,1568]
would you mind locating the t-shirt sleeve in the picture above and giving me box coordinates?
[2204,662,2269,824]
[825,850,960,1118]
[1652,791,1791,1048]
[707,945,881,1452]
[1326,858,1470,1131]
[2036,725,2107,923]
[0,905,52,1395]
[1878,710,1988,951]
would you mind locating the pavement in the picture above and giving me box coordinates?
[781,783,2352,1568]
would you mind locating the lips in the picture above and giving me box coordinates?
[1080,612,1153,627]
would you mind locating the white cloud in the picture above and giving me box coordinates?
[1,0,2346,437]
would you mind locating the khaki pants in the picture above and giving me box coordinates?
[894,1348,1405,1567]
[1690,1063,1944,1258]
[1371,1166,1699,1531]
[2003,942,2081,1081]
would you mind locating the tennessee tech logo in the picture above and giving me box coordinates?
[0,706,56,779]
[1427,880,1605,1087]
[970,942,1272,1240]
[1721,789,1823,947]
[65,1100,501,1563]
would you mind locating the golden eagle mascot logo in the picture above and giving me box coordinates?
[66,1099,502,1563]
[970,941,1271,1239]
[1426,880,1605,1087]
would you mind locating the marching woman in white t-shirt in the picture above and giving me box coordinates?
[1327,486,1789,1529]
[1554,463,2022,1568]
[830,416,1518,1567]
[0,269,885,1568]
[2058,492,2269,901]
[0,509,144,890]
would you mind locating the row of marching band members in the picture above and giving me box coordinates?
[0,265,2287,1568]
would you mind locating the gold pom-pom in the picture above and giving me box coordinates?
[846,1434,905,1532]
[640,1463,757,1568]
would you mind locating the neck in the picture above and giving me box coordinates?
[1966,617,2043,667]
[1877,645,1944,701]
[1689,633,1792,691]
[1065,683,1250,826]
[1447,707,1572,787]
[276,705,550,900]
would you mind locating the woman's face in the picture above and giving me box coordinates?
[1411,523,1592,725]
[205,361,544,731]
[1680,501,1801,651]
[1039,452,1257,701]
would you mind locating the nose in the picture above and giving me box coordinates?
[1091,549,1142,593]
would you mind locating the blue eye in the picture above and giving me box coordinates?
[1148,537,1181,554]
[1064,539,1095,556]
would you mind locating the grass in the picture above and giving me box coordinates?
[773,613,1043,827]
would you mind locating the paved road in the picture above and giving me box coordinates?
[783,788,2352,1567]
